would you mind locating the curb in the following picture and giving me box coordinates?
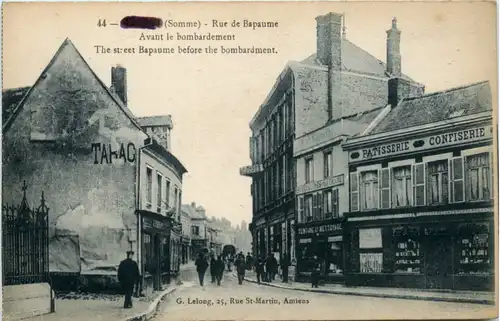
[122,287,177,321]
[234,274,494,305]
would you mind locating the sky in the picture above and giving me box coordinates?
[3,2,497,226]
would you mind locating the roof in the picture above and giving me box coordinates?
[370,81,492,135]
[2,87,30,121]
[3,38,143,133]
[300,39,414,82]
[181,204,205,219]
[136,115,173,128]
[144,138,187,175]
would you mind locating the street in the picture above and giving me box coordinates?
[153,271,495,320]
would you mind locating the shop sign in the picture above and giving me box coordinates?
[143,217,169,230]
[349,125,492,162]
[359,228,382,249]
[296,174,344,195]
[297,223,342,236]
[240,164,264,176]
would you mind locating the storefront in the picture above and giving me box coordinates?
[345,204,494,290]
[181,235,191,264]
[138,210,173,291]
[295,219,344,283]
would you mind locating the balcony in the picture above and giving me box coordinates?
[239,164,264,177]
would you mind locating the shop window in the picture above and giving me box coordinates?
[465,153,491,201]
[359,228,383,273]
[143,233,152,272]
[360,171,378,210]
[326,240,343,274]
[392,166,412,207]
[426,160,449,205]
[146,167,153,206]
[360,253,383,273]
[393,227,421,273]
[324,151,332,178]
[458,223,491,274]
[156,173,162,213]
[305,157,314,183]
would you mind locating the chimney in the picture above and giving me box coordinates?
[386,18,401,77]
[316,12,343,121]
[111,65,127,105]
[191,202,196,208]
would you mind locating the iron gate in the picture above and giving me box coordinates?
[2,181,50,285]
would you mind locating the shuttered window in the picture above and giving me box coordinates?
[298,196,305,223]
[379,168,391,209]
[350,172,359,212]
[317,191,324,220]
[413,163,426,206]
[450,156,465,203]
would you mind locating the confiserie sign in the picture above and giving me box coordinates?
[349,125,492,162]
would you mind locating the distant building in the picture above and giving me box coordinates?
[180,204,192,263]
[343,81,493,291]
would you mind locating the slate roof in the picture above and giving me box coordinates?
[300,39,414,81]
[370,81,492,135]
[136,115,173,128]
[181,204,205,219]
[2,86,30,123]
[144,138,187,174]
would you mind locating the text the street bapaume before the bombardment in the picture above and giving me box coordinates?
[94,19,280,56]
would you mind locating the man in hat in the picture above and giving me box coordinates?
[118,250,140,308]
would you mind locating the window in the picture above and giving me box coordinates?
[324,151,332,178]
[323,190,333,217]
[360,171,379,210]
[392,166,412,207]
[458,223,491,274]
[165,180,171,209]
[305,195,313,222]
[393,227,420,273]
[298,196,305,223]
[173,187,178,216]
[178,191,182,220]
[192,225,200,235]
[359,228,383,273]
[282,155,287,195]
[427,160,449,205]
[146,167,153,206]
[360,253,383,273]
[143,233,152,271]
[465,153,491,201]
[305,157,314,183]
[156,173,162,213]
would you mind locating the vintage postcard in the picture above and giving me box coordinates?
[1,1,498,321]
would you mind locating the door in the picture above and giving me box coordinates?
[425,236,453,289]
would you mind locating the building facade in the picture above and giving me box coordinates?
[343,81,494,291]
[136,123,187,290]
[180,206,192,263]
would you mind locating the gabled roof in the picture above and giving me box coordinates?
[136,115,173,128]
[3,38,143,133]
[2,86,30,122]
[300,39,414,81]
[370,81,492,135]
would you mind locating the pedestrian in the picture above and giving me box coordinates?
[117,250,140,309]
[195,252,209,287]
[311,255,321,288]
[281,252,289,283]
[215,255,225,286]
[265,253,273,283]
[235,253,246,285]
[245,252,252,271]
[210,254,217,283]
[255,256,265,284]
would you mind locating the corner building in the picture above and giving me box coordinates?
[343,81,494,291]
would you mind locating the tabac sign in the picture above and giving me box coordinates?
[349,125,492,162]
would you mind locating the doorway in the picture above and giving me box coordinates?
[425,236,453,289]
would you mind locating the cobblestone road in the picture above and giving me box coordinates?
[153,272,495,320]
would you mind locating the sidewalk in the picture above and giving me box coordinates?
[19,264,197,321]
[238,271,495,305]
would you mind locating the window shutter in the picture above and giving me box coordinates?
[317,191,323,220]
[450,156,465,203]
[312,193,318,221]
[298,196,304,223]
[379,168,391,209]
[332,188,339,218]
[413,163,425,206]
[489,151,494,200]
[350,172,359,211]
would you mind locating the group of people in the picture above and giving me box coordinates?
[195,252,226,286]
[254,252,288,284]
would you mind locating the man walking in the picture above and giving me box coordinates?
[255,256,265,284]
[118,250,140,309]
[195,253,209,287]
[215,255,225,286]
[210,254,217,283]
[281,252,289,283]
[235,253,246,285]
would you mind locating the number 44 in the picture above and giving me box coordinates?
[97,19,107,27]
